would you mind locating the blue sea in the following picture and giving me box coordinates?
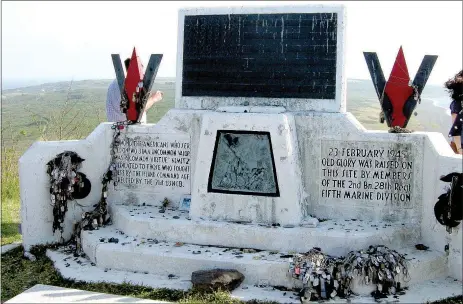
[428,97,452,116]
[1,78,65,90]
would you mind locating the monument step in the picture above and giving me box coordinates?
[110,204,420,256]
[48,247,460,303]
[230,277,463,303]
[81,226,448,290]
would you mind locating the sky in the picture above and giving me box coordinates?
[1,1,462,86]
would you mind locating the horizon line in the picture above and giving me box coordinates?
[2,77,446,90]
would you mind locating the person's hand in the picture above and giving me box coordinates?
[145,90,164,111]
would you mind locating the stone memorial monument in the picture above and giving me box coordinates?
[19,4,462,303]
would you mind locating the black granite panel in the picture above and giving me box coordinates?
[182,13,338,99]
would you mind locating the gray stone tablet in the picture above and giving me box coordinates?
[208,130,279,196]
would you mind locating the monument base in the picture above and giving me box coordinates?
[75,204,447,295]
[190,108,307,226]
[42,247,463,304]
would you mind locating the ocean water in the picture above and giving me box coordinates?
[1,78,66,90]
[429,97,452,116]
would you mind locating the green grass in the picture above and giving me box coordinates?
[1,199,21,245]
[1,147,22,245]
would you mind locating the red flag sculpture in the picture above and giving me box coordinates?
[124,48,145,122]
[111,48,163,123]
[384,47,414,127]
[364,47,437,128]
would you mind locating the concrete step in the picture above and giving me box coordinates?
[47,247,461,304]
[110,204,420,256]
[231,277,463,303]
[1,242,22,255]
[81,226,448,290]
[5,284,167,303]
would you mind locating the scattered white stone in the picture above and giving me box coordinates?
[24,251,36,261]
[301,217,319,228]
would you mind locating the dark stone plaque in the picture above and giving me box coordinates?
[208,130,279,196]
[182,13,338,99]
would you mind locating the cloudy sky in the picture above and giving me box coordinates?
[2,1,462,85]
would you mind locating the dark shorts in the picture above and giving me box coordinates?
[449,110,463,149]
[450,100,463,114]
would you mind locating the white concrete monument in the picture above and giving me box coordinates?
[19,4,462,303]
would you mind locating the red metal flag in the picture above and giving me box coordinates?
[384,46,413,127]
[124,48,145,122]
[111,48,163,123]
[364,47,437,129]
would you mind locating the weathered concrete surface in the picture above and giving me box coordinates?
[1,242,21,255]
[420,132,463,281]
[190,110,306,226]
[19,123,113,252]
[231,278,463,303]
[295,112,426,223]
[18,110,202,252]
[111,204,419,256]
[108,110,203,208]
[5,284,168,303]
[47,248,463,304]
[80,226,447,291]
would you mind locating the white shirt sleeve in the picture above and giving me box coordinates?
[106,80,126,122]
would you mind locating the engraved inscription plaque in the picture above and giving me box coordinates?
[208,130,279,196]
[320,140,415,208]
[114,133,191,193]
